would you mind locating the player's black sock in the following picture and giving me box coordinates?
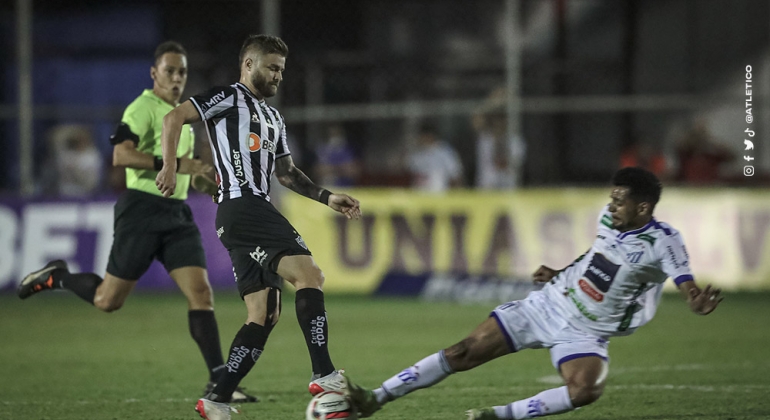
[210,322,269,402]
[295,288,335,377]
[54,270,102,304]
[188,310,226,382]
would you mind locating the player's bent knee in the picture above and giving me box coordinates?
[567,382,604,407]
[289,267,325,289]
[444,338,479,372]
[94,297,123,313]
[188,283,214,308]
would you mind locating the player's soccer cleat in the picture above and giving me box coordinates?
[342,374,381,418]
[17,260,68,299]
[309,369,347,395]
[466,408,497,420]
[195,398,238,420]
[203,382,259,403]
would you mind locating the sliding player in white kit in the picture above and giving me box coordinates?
[344,167,723,419]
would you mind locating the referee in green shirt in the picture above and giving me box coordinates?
[17,41,256,403]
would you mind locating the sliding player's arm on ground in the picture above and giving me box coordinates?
[677,280,722,315]
[156,100,201,197]
[275,155,362,220]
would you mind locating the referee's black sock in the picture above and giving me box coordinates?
[210,322,269,403]
[54,271,103,304]
[295,288,335,377]
[188,310,226,382]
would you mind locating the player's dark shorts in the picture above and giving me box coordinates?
[107,189,206,280]
[215,194,312,298]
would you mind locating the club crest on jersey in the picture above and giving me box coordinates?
[251,112,260,123]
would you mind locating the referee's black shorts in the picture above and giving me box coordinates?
[107,189,207,280]
[216,194,312,298]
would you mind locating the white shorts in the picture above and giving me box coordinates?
[491,290,609,370]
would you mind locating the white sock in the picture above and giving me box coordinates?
[493,386,573,419]
[373,351,454,404]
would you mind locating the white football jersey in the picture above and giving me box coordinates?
[543,205,693,337]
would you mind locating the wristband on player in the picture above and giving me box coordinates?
[153,156,181,172]
[318,189,332,205]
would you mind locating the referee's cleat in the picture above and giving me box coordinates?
[17,260,68,299]
[203,382,259,403]
[466,408,497,420]
[309,369,347,396]
[343,374,381,418]
[195,398,238,420]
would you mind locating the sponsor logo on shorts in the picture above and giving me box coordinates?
[216,226,224,238]
[249,246,268,266]
[232,267,238,282]
[578,278,604,302]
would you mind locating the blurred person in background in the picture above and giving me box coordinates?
[345,167,722,420]
[313,123,361,187]
[154,34,362,420]
[618,137,670,181]
[38,124,102,196]
[408,121,464,192]
[471,112,526,190]
[674,118,734,184]
[16,41,257,404]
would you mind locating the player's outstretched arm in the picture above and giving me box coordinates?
[677,280,723,315]
[275,155,361,220]
[156,101,201,197]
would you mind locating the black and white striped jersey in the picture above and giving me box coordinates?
[189,82,290,203]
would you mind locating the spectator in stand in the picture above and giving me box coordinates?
[471,112,526,190]
[313,123,361,187]
[674,119,734,184]
[407,122,464,193]
[619,138,669,181]
[39,124,103,197]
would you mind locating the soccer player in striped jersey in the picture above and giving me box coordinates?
[345,167,723,420]
[155,35,362,420]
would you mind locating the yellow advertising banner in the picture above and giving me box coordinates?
[282,188,770,293]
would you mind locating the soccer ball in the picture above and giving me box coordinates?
[306,390,358,420]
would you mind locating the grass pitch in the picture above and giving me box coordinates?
[1,290,768,420]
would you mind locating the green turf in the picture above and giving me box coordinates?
[1,290,768,419]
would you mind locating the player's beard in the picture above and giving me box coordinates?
[253,73,278,98]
